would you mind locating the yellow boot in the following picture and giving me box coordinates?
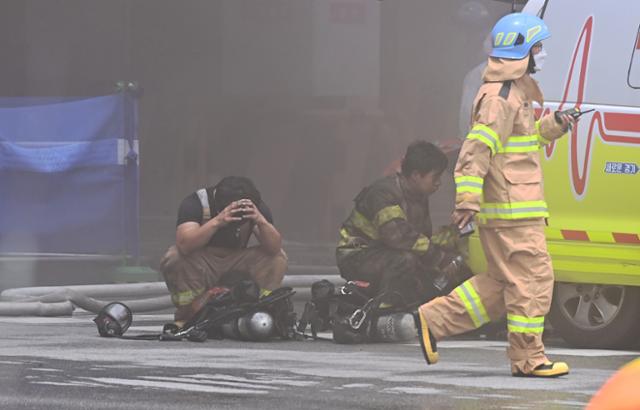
[513,362,570,378]
[414,310,439,365]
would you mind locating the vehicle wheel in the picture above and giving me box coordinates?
[549,283,640,349]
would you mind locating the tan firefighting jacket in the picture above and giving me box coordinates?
[455,56,567,227]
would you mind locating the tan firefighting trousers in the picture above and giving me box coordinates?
[419,224,554,374]
[161,245,287,322]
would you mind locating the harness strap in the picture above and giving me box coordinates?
[196,188,211,221]
[499,80,512,100]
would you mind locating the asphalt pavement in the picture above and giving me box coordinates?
[0,310,637,410]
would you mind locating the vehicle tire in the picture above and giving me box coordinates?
[549,283,640,349]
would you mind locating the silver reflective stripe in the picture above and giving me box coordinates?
[457,181,483,188]
[459,283,489,326]
[506,140,537,148]
[481,206,548,215]
[196,188,211,221]
[508,319,541,329]
[470,129,498,150]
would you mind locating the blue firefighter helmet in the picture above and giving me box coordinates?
[490,13,550,59]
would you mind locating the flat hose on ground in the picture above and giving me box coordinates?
[0,301,75,316]
[0,273,342,317]
[0,290,173,316]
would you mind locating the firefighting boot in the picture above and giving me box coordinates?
[413,309,438,365]
[512,362,570,378]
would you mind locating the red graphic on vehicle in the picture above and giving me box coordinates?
[538,16,640,198]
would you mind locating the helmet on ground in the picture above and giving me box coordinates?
[93,302,132,337]
[490,13,550,59]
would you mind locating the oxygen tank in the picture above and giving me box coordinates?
[221,311,274,341]
[372,313,417,343]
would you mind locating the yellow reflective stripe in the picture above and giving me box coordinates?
[507,314,545,334]
[411,234,430,252]
[502,145,539,153]
[374,205,406,228]
[503,32,517,46]
[494,32,504,47]
[527,25,542,43]
[499,135,540,153]
[454,280,490,328]
[480,201,549,219]
[508,314,544,324]
[456,176,484,184]
[539,135,552,146]
[260,288,272,298]
[535,121,552,145]
[338,228,351,247]
[171,288,205,306]
[351,210,379,240]
[455,176,484,194]
[467,124,502,155]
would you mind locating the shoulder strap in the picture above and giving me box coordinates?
[499,80,512,100]
[196,188,211,222]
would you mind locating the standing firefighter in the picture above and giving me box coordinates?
[415,13,575,377]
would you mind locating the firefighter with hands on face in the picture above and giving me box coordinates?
[160,176,287,327]
[415,13,576,377]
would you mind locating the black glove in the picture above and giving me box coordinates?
[431,252,473,295]
[421,243,447,267]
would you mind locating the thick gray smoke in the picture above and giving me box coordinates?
[0,0,513,273]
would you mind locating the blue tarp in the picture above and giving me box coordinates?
[0,93,139,256]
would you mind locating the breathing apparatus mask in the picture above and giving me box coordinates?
[532,48,547,72]
[93,302,133,337]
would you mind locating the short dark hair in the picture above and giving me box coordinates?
[400,141,448,177]
[213,176,261,213]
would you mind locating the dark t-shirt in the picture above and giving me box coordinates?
[176,188,274,249]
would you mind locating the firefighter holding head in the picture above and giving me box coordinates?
[415,13,575,377]
[159,176,287,326]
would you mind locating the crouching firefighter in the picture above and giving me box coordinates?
[304,141,473,343]
[159,176,288,329]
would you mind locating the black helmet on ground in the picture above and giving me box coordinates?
[93,302,133,337]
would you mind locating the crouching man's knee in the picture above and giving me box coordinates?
[251,249,288,290]
[160,245,182,273]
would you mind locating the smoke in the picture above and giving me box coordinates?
[0,0,512,273]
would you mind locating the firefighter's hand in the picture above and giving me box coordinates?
[213,201,245,227]
[239,200,268,226]
[422,243,446,267]
[159,245,181,272]
[555,112,577,132]
[452,209,476,230]
[431,225,459,251]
